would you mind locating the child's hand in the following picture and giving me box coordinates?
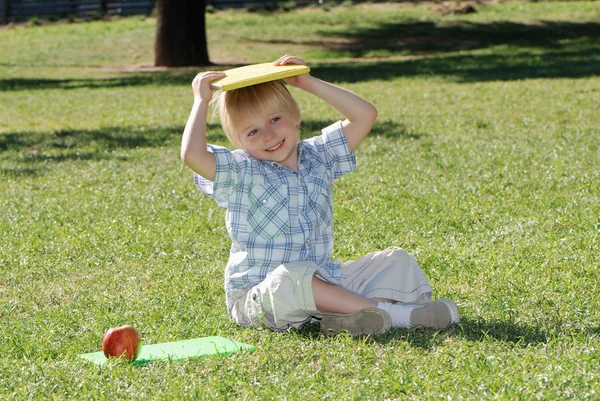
[273,55,312,89]
[191,71,226,103]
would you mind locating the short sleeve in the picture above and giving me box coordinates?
[193,145,247,208]
[313,120,357,180]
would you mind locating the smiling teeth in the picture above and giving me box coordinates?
[266,141,283,151]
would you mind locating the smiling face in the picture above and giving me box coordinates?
[237,108,301,170]
[218,81,302,170]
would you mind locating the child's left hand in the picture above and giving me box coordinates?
[273,55,312,88]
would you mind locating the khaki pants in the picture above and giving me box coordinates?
[229,247,433,330]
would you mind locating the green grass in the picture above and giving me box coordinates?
[1,1,600,399]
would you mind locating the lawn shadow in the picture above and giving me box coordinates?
[453,317,550,345]
[0,63,242,91]
[266,20,600,83]
[3,20,600,92]
[293,317,555,349]
[395,317,555,349]
[316,20,600,57]
[1,124,177,154]
[0,70,196,92]
[0,64,243,92]
[0,123,226,177]
[0,167,40,178]
[311,46,600,84]
[1,118,420,177]
[0,123,227,153]
[302,119,424,140]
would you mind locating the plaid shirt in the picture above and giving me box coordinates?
[194,121,356,304]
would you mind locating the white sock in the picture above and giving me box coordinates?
[378,301,418,328]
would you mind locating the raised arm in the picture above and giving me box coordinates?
[180,71,226,181]
[274,55,377,152]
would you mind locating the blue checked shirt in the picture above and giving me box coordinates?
[194,121,356,306]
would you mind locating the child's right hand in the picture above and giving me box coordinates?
[191,71,226,103]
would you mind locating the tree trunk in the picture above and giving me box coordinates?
[100,0,108,15]
[5,0,13,19]
[154,0,210,67]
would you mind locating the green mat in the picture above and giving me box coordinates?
[78,336,255,366]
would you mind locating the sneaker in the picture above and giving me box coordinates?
[410,298,460,329]
[320,308,392,336]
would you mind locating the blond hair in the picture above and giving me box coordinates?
[215,81,301,148]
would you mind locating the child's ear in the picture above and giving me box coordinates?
[295,116,302,128]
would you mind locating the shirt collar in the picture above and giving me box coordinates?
[257,142,308,177]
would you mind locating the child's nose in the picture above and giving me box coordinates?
[263,126,276,140]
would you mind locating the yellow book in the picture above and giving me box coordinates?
[210,62,310,91]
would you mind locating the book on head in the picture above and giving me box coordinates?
[210,62,310,91]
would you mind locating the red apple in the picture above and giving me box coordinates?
[102,325,142,361]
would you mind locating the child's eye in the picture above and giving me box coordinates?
[248,129,258,137]
[271,117,280,123]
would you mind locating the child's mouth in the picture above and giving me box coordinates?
[265,140,284,152]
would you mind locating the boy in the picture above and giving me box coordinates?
[181,55,460,335]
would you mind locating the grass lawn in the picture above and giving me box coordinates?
[1,1,599,399]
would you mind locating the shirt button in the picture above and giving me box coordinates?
[262,199,268,204]
[252,294,257,301]
[305,239,311,244]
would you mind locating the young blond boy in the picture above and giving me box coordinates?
[181,55,460,335]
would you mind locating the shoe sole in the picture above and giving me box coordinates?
[439,298,460,324]
[410,298,460,329]
[320,308,392,337]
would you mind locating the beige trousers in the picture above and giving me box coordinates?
[228,247,433,330]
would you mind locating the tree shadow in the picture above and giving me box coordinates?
[0,123,227,177]
[0,119,418,178]
[1,125,179,154]
[0,70,199,92]
[0,123,228,154]
[3,20,599,92]
[311,45,600,84]
[0,167,40,178]
[316,20,600,56]
[0,64,244,92]
[0,118,417,162]
[301,119,424,140]
[261,20,600,83]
